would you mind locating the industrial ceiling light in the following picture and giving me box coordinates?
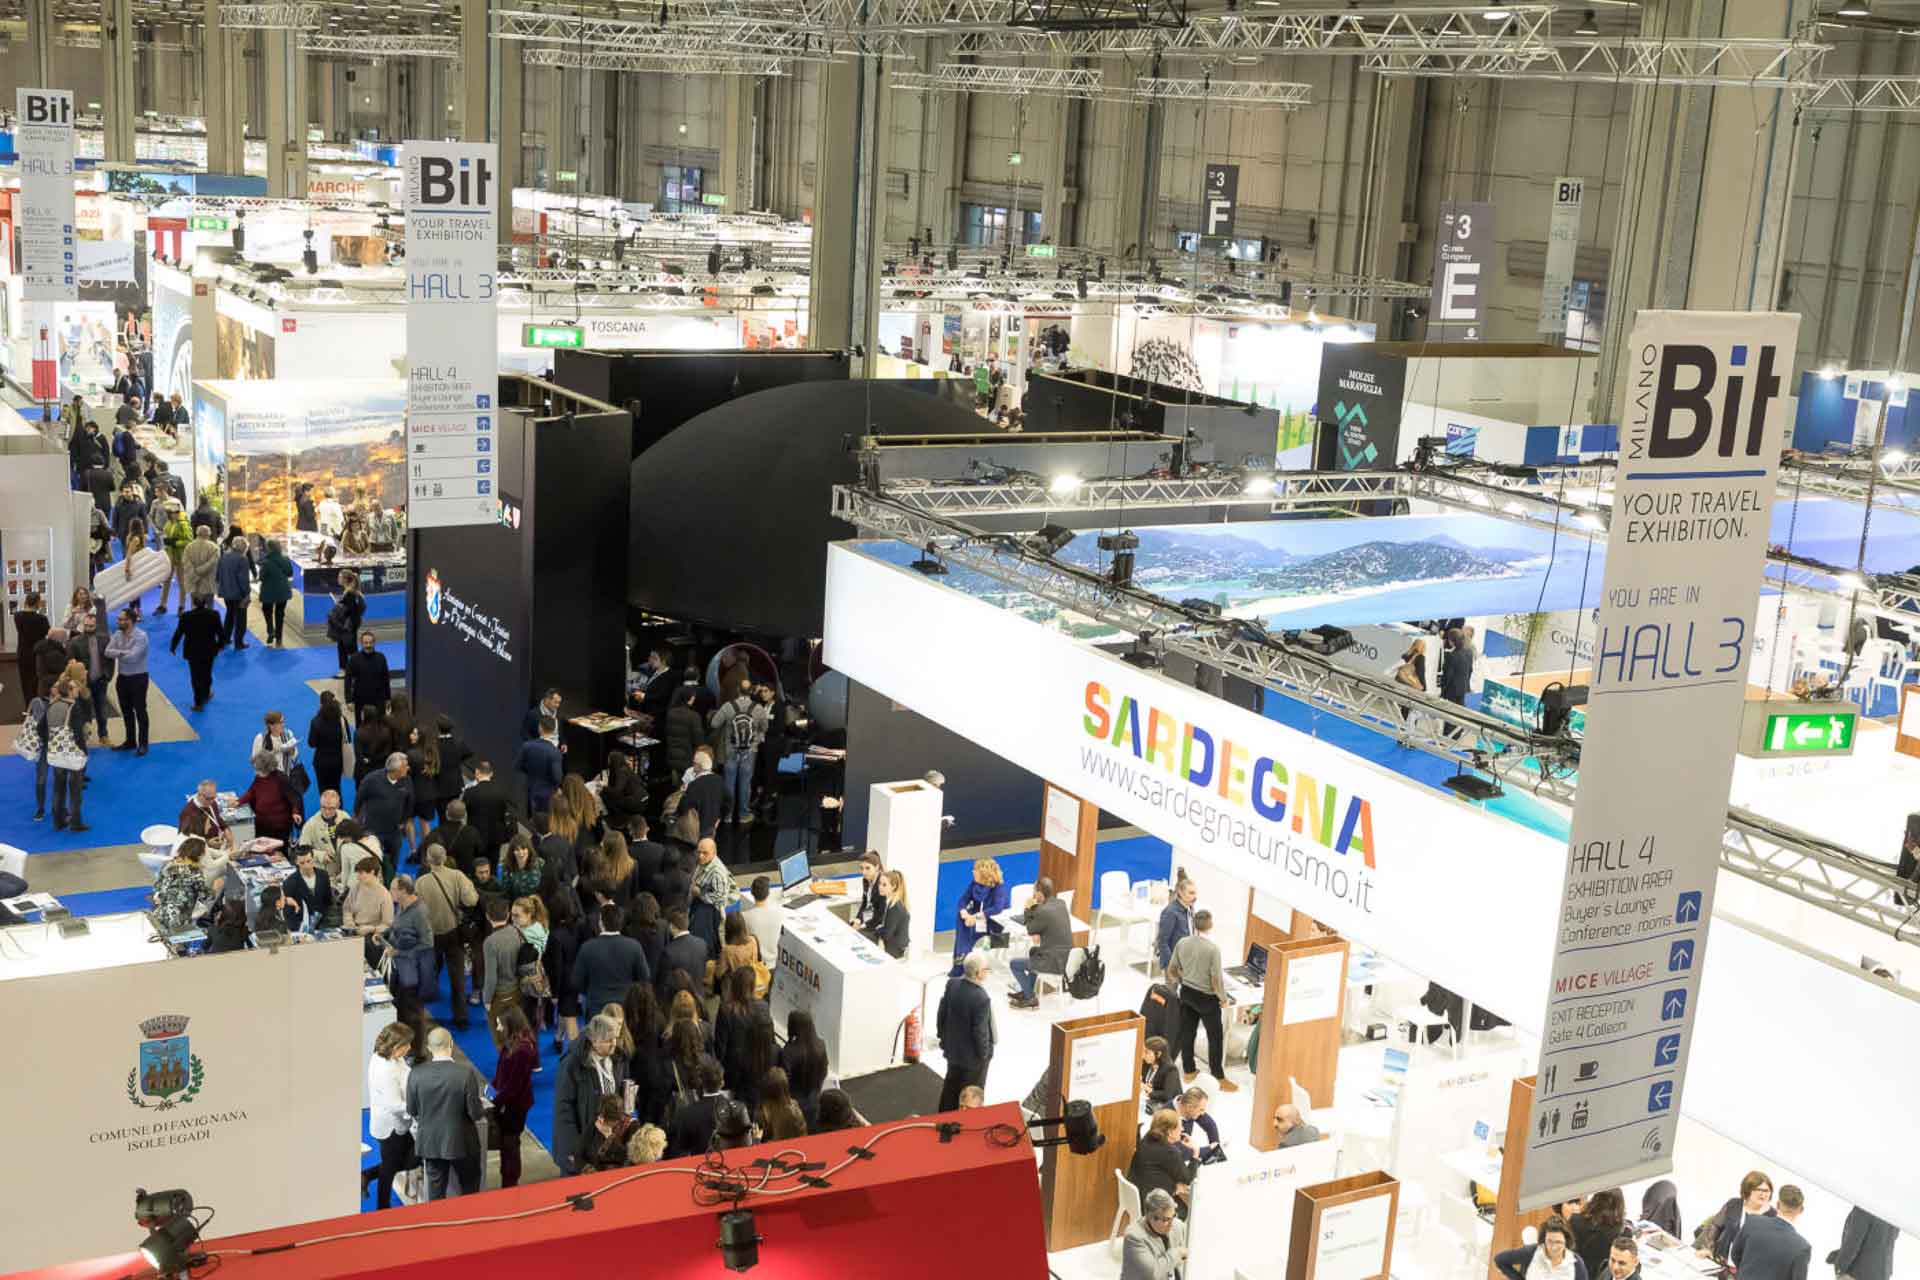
[1834,0,1869,14]
[1482,8,1513,19]
[717,1208,763,1272]
[1574,8,1599,33]
[1243,473,1276,496]
[1879,449,1907,469]
[1050,473,1083,495]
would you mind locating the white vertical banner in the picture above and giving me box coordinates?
[16,88,77,302]
[1519,311,1801,1207]
[403,140,499,528]
[1537,176,1584,338]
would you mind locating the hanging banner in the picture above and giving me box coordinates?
[16,87,77,302]
[1314,343,1407,471]
[403,140,500,529]
[1430,201,1492,341]
[1538,177,1584,338]
[1519,311,1801,1208]
[1203,163,1240,240]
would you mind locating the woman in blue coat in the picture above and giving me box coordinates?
[951,857,1010,975]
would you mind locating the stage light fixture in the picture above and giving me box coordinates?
[1049,473,1083,496]
[717,1208,763,1271]
[909,544,949,576]
[1818,364,1840,380]
[1574,8,1599,33]
[1881,449,1907,469]
[1243,474,1275,496]
[134,1188,202,1277]
[1028,523,1076,554]
[1099,530,1139,588]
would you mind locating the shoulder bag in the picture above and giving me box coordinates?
[43,701,87,772]
[515,926,553,998]
[15,700,46,761]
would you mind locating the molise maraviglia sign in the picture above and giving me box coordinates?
[824,543,1560,1022]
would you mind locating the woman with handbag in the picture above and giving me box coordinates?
[1391,638,1428,745]
[19,687,50,822]
[43,679,91,832]
[238,750,303,846]
[251,710,301,779]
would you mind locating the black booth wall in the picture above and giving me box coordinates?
[409,404,631,776]
[1024,369,1285,468]
[553,349,850,456]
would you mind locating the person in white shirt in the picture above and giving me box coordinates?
[316,487,345,540]
[739,875,785,965]
[250,709,299,777]
[1495,1215,1587,1280]
[364,1022,415,1209]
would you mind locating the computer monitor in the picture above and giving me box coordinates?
[778,849,812,893]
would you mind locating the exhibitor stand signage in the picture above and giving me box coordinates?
[16,88,76,302]
[1519,311,1801,1208]
[404,140,499,529]
[1314,344,1406,471]
[1430,201,1492,341]
[1203,163,1240,240]
[1538,177,1584,338]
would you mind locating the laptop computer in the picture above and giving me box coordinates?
[1227,942,1269,984]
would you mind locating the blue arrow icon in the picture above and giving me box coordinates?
[1661,989,1688,1021]
[1647,1081,1673,1113]
[1668,940,1694,972]
[1654,1033,1681,1066]
[1675,892,1702,924]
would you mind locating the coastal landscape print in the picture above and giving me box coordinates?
[856,513,1605,639]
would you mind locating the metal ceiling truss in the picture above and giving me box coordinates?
[1135,76,1313,105]
[1801,76,1920,114]
[492,9,860,59]
[1005,0,1186,33]
[301,30,458,56]
[891,63,1104,95]
[519,44,790,75]
[217,1,319,28]
[1779,458,1920,516]
[1369,35,1829,88]
[835,477,1919,943]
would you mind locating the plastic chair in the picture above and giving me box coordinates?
[1095,869,1155,967]
[1438,1194,1493,1278]
[1038,946,1085,1007]
[1109,1168,1143,1256]
[1008,883,1035,915]
[1056,888,1075,915]
[1289,1076,1314,1121]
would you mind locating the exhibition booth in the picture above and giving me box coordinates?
[817,537,1920,1275]
[0,918,364,1272]
[1791,366,1916,455]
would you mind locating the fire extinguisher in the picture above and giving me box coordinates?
[900,1008,922,1064]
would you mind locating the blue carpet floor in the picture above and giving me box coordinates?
[2,578,406,857]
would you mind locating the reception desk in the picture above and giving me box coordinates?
[282,533,408,643]
[770,900,915,1078]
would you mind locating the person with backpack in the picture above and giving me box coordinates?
[328,570,367,678]
[1009,876,1072,1010]
[710,684,769,825]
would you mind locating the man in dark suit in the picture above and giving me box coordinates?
[515,714,565,815]
[655,907,708,997]
[572,903,651,1012]
[354,753,415,878]
[553,1014,630,1174]
[1010,876,1073,1010]
[1439,626,1473,708]
[523,687,562,740]
[626,816,665,896]
[664,1058,729,1157]
[1732,1186,1812,1280]
[11,591,49,704]
[168,595,224,711]
[430,799,484,876]
[682,747,727,838]
[343,631,393,720]
[463,760,516,858]
[1829,1205,1897,1280]
[404,1027,484,1199]
[936,952,995,1112]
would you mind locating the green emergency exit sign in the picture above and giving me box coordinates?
[702,193,727,207]
[1764,710,1855,754]
[522,324,584,349]
[1739,700,1858,759]
[1027,243,1057,258]
[188,215,229,231]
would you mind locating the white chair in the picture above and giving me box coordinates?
[1008,882,1035,915]
[1109,1169,1143,1257]
[1289,1076,1314,1122]
[1437,1194,1493,1279]
[0,844,26,885]
[1056,888,1075,915]
[1038,946,1085,1007]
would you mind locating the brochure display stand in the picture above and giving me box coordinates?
[1250,934,1350,1150]
[1037,1009,1144,1250]
[1287,1170,1400,1280]
[1896,684,1920,760]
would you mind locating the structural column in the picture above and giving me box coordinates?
[718,76,757,211]
[1595,0,1810,420]
[808,53,889,364]
[100,0,138,160]
[263,29,309,195]
[201,0,244,173]
[28,0,55,91]
[460,0,521,232]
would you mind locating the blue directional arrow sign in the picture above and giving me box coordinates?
[1660,989,1688,1021]
[1647,1081,1674,1113]
[1668,939,1694,972]
[1654,1033,1681,1066]
[1674,892,1702,924]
